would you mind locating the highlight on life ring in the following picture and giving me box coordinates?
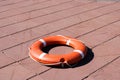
[29,35,87,67]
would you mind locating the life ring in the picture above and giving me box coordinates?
[29,35,87,67]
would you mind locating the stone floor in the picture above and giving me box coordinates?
[0,0,120,80]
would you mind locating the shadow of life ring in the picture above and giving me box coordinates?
[29,35,87,67]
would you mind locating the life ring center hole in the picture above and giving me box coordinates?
[42,44,74,54]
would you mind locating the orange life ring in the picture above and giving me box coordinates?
[29,35,87,67]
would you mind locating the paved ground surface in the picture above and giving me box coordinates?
[0,0,120,80]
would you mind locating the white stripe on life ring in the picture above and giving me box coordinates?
[39,39,46,47]
[66,39,71,45]
[74,50,84,59]
[38,53,46,59]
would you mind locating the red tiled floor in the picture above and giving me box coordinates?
[19,58,50,74]
[0,52,15,68]
[0,0,48,13]
[0,0,72,19]
[79,20,120,48]
[0,1,119,51]
[0,0,120,80]
[84,57,120,80]
[0,63,35,80]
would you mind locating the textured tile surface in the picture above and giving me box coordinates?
[0,0,120,80]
